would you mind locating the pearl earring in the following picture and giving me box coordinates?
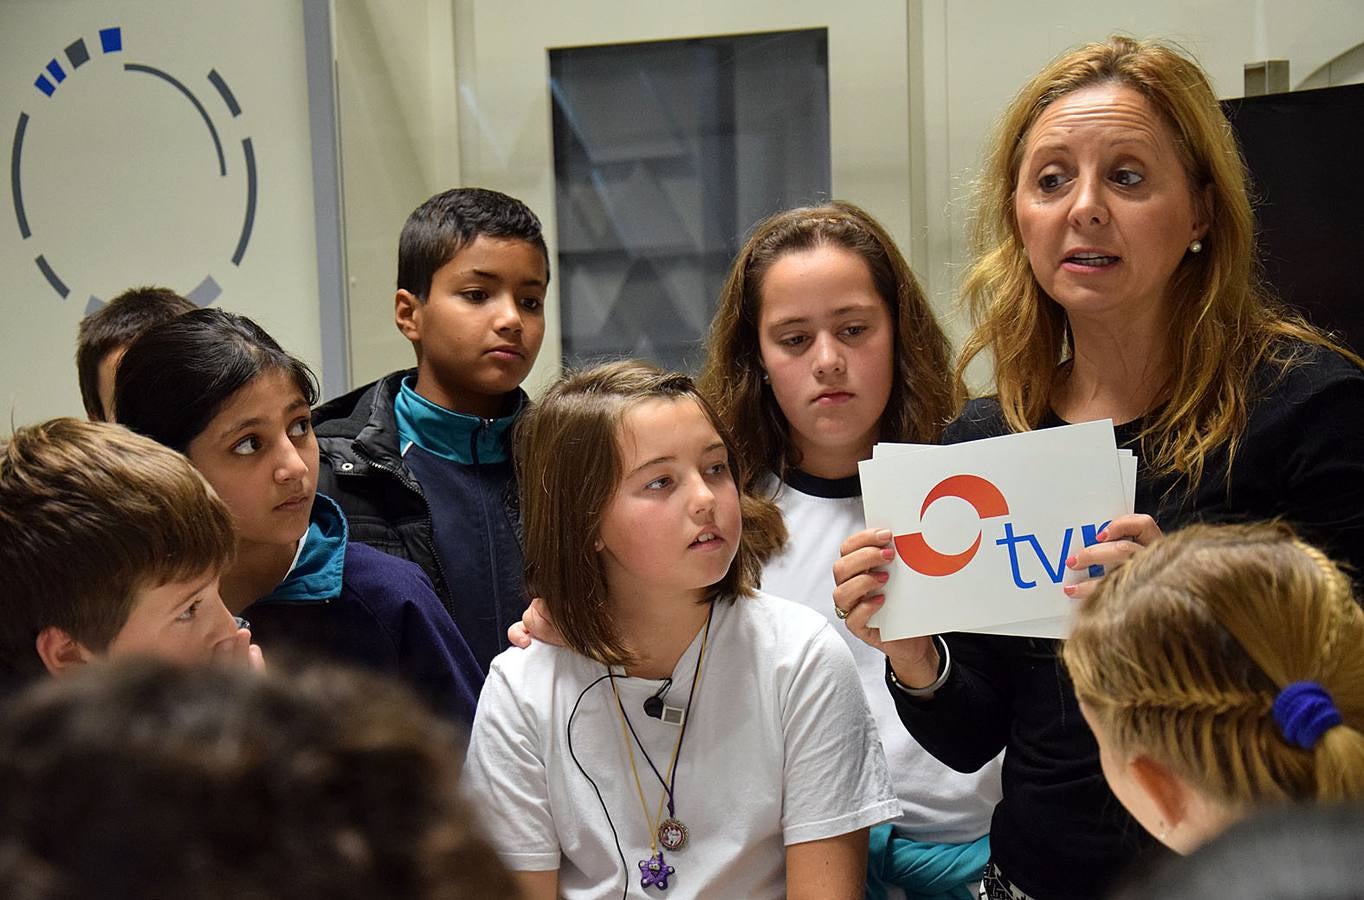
[1189,239,1203,254]
[760,372,769,383]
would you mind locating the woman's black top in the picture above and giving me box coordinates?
[889,343,1364,900]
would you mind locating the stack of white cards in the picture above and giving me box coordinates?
[858,420,1136,640]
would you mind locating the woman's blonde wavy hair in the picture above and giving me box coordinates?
[1064,522,1364,807]
[699,201,955,561]
[957,35,1360,487]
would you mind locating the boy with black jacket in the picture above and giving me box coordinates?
[313,188,548,671]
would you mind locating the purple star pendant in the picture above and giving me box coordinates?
[638,851,676,890]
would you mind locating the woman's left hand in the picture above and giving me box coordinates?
[1065,513,1162,600]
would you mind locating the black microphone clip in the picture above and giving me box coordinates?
[643,678,673,719]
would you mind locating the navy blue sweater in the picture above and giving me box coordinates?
[243,495,483,722]
[313,371,529,671]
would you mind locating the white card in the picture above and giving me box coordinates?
[859,420,1128,639]
[969,450,1139,639]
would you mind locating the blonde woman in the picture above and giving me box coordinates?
[832,35,1364,900]
[1065,522,1364,853]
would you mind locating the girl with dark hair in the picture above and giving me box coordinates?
[115,308,482,721]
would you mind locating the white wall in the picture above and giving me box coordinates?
[7,2,1357,425]
[0,0,323,433]
[451,0,917,398]
[330,0,916,398]
[333,0,462,389]
[334,1,1364,398]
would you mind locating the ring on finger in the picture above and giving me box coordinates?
[834,603,851,620]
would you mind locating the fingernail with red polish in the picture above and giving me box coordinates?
[870,595,886,605]
[1095,530,1109,542]
[874,571,889,583]
[1063,585,1077,596]
[1065,555,1077,569]
[881,548,895,560]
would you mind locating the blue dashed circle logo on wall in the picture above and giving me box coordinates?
[10,26,257,315]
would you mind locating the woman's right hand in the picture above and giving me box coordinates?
[832,528,941,689]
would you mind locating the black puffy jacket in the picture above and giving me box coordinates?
[312,370,528,671]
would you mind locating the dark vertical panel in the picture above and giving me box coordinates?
[1223,84,1364,353]
[549,29,831,372]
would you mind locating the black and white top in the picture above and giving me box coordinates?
[760,468,1002,845]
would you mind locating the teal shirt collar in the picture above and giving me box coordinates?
[393,375,522,464]
[257,493,348,604]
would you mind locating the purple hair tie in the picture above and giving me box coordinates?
[1272,681,1343,750]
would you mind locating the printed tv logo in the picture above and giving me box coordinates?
[895,474,1110,588]
[894,474,1009,576]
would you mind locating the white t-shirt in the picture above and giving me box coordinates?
[462,591,900,899]
[760,472,1003,845]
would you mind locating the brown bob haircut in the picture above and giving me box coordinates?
[0,419,235,679]
[0,658,514,899]
[75,286,195,420]
[515,359,778,666]
[699,201,955,511]
[1066,522,1364,807]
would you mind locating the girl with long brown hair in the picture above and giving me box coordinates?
[507,205,988,897]
[698,201,1000,900]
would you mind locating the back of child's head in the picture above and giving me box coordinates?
[396,187,550,301]
[699,201,954,487]
[0,658,514,900]
[515,359,778,665]
[75,286,195,420]
[1064,521,1364,806]
[114,307,318,453]
[0,419,235,679]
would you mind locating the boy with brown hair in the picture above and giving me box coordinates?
[0,418,258,686]
[75,286,195,421]
[313,187,549,670]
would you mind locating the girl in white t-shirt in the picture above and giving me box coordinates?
[463,360,897,900]
[696,202,1002,900]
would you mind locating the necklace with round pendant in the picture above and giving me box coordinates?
[611,605,714,889]
[657,817,689,851]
